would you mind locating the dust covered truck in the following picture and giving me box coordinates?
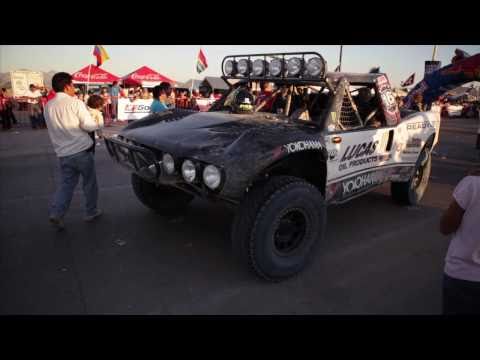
[105,52,441,281]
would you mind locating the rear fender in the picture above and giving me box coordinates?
[397,111,440,153]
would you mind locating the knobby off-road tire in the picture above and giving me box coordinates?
[391,149,432,206]
[231,176,327,282]
[131,173,193,215]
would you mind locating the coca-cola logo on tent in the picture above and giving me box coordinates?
[75,72,109,80]
[131,73,160,81]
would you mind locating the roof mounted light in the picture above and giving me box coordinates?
[306,57,326,77]
[225,60,237,76]
[237,59,251,76]
[287,57,304,77]
[269,58,284,77]
[252,59,267,76]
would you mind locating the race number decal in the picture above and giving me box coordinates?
[376,75,400,125]
[380,89,396,113]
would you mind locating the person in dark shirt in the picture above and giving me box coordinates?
[271,86,289,114]
[411,93,425,112]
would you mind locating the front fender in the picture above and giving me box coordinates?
[220,135,327,200]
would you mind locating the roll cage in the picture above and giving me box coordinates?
[213,52,391,131]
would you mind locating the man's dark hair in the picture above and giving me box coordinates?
[29,84,35,89]
[87,94,104,109]
[52,72,73,92]
[152,85,162,99]
[1,88,6,92]
[159,82,171,91]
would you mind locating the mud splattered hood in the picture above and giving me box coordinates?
[119,111,321,163]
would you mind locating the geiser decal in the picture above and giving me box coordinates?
[338,140,391,171]
[283,140,323,154]
[406,120,439,131]
[342,170,385,196]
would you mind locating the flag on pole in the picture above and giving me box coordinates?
[400,73,415,87]
[93,45,110,67]
[196,48,208,74]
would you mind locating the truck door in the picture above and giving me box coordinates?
[324,81,396,204]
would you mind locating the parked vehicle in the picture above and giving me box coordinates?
[105,52,441,281]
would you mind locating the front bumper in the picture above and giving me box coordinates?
[105,136,161,182]
[104,135,236,204]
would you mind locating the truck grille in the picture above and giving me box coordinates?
[105,136,161,179]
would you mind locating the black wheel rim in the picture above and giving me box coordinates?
[413,167,423,188]
[413,153,428,189]
[273,209,307,256]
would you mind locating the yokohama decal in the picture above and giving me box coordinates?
[342,171,384,196]
[283,141,323,154]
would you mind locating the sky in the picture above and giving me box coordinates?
[1,45,480,87]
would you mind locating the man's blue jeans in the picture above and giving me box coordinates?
[50,150,98,218]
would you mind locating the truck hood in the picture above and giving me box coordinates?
[119,111,320,162]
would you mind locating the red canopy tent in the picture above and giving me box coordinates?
[121,66,175,87]
[72,65,119,84]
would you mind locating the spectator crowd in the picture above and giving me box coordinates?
[0,80,227,131]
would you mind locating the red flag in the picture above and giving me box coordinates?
[196,49,208,74]
[401,73,415,87]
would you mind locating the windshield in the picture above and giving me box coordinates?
[212,80,332,123]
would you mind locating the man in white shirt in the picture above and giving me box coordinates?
[26,84,43,129]
[440,169,480,314]
[44,72,104,230]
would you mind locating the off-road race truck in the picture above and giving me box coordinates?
[104,52,441,281]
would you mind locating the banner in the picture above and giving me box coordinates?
[404,53,480,108]
[117,98,153,121]
[10,70,44,97]
[195,97,216,112]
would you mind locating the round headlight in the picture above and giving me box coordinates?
[252,59,266,76]
[306,57,325,77]
[225,60,237,76]
[287,57,303,77]
[237,59,251,76]
[162,153,175,175]
[203,165,221,190]
[269,58,284,76]
[181,160,196,183]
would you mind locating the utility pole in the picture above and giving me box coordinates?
[338,45,343,72]
[432,45,438,61]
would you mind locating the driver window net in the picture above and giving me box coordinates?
[339,89,362,129]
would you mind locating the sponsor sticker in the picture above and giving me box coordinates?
[342,171,384,196]
[407,121,434,131]
[406,137,422,148]
[337,140,390,171]
[328,149,339,161]
[283,140,323,154]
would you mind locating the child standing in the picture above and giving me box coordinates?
[86,95,105,154]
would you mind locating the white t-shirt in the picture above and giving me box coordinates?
[44,92,100,157]
[444,176,480,281]
[26,89,42,104]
